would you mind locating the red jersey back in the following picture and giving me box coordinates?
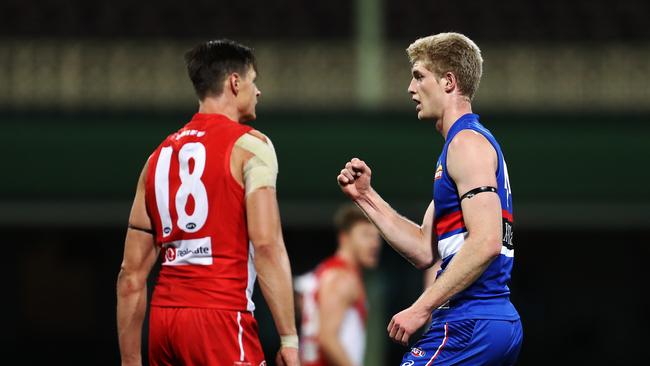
[145,113,255,311]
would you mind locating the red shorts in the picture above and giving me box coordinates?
[149,307,266,366]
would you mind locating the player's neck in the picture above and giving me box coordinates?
[438,99,473,139]
[335,247,360,270]
[197,97,241,123]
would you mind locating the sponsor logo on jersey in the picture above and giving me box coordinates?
[410,347,426,357]
[434,164,443,180]
[401,361,415,366]
[162,237,213,266]
[165,246,177,262]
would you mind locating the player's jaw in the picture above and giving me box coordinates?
[360,247,380,269]
[238,68,261,123]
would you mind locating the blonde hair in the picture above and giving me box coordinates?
[406,32,483,100]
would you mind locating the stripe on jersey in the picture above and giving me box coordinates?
[246,241,257,312]
[500,246,514,257]
[502,209,514,223]
[436,209,513,238]
[438,232,467,259]
[435,210,465,238]
[439,233,514,260]
[425,322,449,366]
[237,311,245,361]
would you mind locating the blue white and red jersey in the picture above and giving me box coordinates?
[431,113,519,322]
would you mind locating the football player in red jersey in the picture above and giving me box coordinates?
[117,40,300,366]
[295,204,381,366]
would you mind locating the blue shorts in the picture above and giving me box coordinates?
[400,319,523,366]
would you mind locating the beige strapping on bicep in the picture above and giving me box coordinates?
[234,133,279,195]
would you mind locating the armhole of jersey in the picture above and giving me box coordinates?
[494,142,503,178]
[143,155,157,243]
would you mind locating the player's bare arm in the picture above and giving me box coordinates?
[423,258,442,290]
[337,158,437,269]
[387,130,502,345]
[233,131,300,366]
[317,269,359,366]
[117,162,160,366]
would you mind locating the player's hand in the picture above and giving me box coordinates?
[275,346,300,366]
[387,304,430,346]
[337,158,372,200]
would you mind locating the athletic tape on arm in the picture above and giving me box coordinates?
[235,133,279,195]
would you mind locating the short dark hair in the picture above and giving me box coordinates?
[334,204,370,233]
[184,39,257,100]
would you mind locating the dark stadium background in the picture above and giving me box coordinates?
[2,1,649,364]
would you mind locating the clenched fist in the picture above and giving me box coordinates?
[337,158,372,200]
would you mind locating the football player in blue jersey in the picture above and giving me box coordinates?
[337,33,522,365]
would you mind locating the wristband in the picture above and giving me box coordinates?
[280,335,299,349]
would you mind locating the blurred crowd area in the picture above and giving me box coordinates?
[2,1,650,365]
[1,0,650,111]
[1,0,649,41]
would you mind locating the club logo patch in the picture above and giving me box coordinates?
[434,164,443,180]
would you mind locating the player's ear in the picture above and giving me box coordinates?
[229,73,241,96]
[444,71,456,93]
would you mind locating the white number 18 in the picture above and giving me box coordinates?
[154,143,209,237]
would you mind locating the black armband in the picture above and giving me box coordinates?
[460,186,498,201]
[128,224,155,235]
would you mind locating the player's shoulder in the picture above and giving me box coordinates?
[319,267,361,297]
[448,129,492,156]
[450,129,488,146]
[245,129,270,144]
[235,129,276,154]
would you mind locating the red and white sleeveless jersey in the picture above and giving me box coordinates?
[145,113,256,311]
[297,256,367,366]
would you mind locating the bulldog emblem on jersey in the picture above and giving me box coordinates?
[434,164,443,180]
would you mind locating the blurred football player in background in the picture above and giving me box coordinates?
[295,204,382,366]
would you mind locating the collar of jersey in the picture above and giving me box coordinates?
[446,113,480,142]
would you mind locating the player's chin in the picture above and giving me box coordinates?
[363,256,379,268]
[417,109,434,120]
[242,111,257,123]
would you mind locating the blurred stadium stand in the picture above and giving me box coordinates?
[1,0,649,41]
[1,41,650,111]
